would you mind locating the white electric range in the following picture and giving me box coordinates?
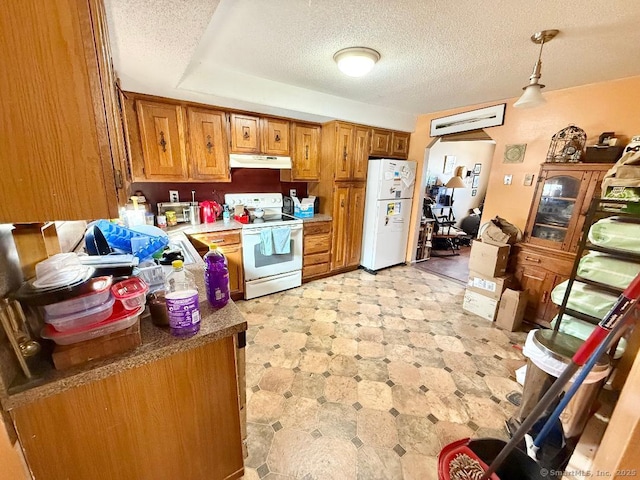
[225,193,303,299]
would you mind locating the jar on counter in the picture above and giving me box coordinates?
[147,291,169,327]
[165,210,177,227]
[157,215,167,230]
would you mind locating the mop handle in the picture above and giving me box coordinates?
[532,313,633,449]
[573,274,640,365]
[480,273,640,480]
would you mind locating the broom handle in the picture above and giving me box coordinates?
[481,273,640,480]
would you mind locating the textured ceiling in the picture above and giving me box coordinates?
[105,0,640,131]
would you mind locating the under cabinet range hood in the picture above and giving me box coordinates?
[229,154,292,169]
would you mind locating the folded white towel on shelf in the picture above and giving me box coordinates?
[260,228,273,256]
[272,226,291,254]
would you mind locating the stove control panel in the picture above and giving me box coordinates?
[224,193,284,209]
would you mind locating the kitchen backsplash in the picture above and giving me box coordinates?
[132,169,309,213]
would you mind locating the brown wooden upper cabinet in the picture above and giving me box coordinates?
[230,114,291,155]
[230,114,261,153]
[187,108,230,182]
[369,128,410,159]
[0,0,124,222]
[136,100,189,180]
[281,123,321,182]
[391,132,410,158]
[330,122,370,182]
[123,95,231,183]
[371,129,392,157]
[263,118,290,155]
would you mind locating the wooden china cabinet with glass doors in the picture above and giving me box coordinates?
[510,163,611,326]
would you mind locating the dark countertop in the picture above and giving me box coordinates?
[301,214,332,223]
[1,231,247,411]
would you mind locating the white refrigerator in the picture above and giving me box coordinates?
[360,159,417,272]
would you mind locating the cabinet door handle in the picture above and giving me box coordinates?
[305,145,309,160]
[341,199,345,208]
[343,146,348,161]
[159,131,167,152]
[525,256,541,263]
[274,130,281,143]
[242,126,250,140]
[542,291,548,303]
[206,135,213,153]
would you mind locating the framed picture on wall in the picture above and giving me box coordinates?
[443,155,456,174]
[472,175,480,188]
[504,144,527,163]
[473,163,482,174]
[471,188,478,197]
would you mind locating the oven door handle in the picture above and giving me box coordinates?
[243,225,303,235]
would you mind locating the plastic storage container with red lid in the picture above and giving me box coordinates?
[41,301,144,345]
[111,277,149,310]
[43,276,113,317]
[44,295,116,332]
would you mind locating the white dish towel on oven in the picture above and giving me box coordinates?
[260,228,273,256]
[272,226,291,254]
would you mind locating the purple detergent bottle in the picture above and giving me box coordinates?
[165,260,201,338]
[204,243,230,308]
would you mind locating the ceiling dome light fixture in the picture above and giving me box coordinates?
[514,29,559,109]
[333,47,380,77]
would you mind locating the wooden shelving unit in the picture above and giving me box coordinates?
[416,219,434,261]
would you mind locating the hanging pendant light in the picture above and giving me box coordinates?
[514,30,559,109]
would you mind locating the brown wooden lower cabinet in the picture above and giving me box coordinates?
[510,243,574,327]
[331,183,365,272]
[189,231,244,300]
[11,336,244,480]
[303,221,332,281]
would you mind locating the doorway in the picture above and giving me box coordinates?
[412,136,496,283]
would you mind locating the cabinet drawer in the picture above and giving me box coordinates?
[304,222,331,235]
[303,263,330,278]
[304,252,330,266]
[304,233,331,255]
[190,231,241,248]
[515,249,572,275]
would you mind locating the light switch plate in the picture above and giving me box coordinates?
[169,190,179,203]
[289,189,297,198]
[523,174,535,186]
[503,175,513,185]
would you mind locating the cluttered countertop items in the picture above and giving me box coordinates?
[1,221,246,410]
[121,190,331,238]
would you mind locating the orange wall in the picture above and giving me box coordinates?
[407,75,640,243]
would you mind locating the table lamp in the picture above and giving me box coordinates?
[445,175,466,206]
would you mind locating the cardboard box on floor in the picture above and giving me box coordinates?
[468,240,510,278]
[495,289,528,332]
[467,270,513,301]
[463,289,499,322]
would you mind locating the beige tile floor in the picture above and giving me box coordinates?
[236,265,528,480]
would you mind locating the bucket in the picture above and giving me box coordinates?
[438,438,544,479]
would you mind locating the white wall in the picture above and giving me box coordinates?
[425,140,496,226]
